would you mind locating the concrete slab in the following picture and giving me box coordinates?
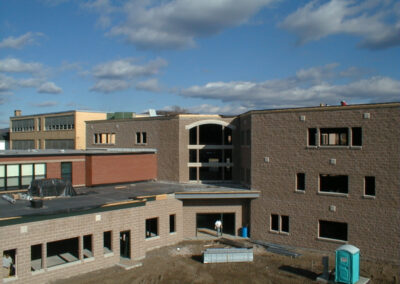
[47,255,66,267]
[59,252,78,262]
[117,258,143,270]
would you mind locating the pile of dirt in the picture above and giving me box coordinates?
[54,240,399,284]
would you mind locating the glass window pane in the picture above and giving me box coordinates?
[7,165,19,177]
[7,177,19,187]
[0,165,4,178]
[35,164,46,175]
[21,164,33,176]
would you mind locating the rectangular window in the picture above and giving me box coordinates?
[135,132,147,144]
[6,164,19,189]
[320,128,348,146]
[11,119,34,132]
[320,174,348,194]
[47,237,79,268]
[271,214,279,231]
[0,165,5,190]
[281,216,289,233]
[364,176,375,196]
[103,231,112,254]
[146,218,158,238]
[45,115,74,131]
[31,244,43,271]
[2,249,16,278]
[34,164,46,180]
[21,164,33,187]
[83,235,93,259]
[352,127,362,146]
[189,167,197,181]
[270,214,289,233]
[189,149,197,163]
[136,132,141,144]
[319,220,347,241]
[308,128,317,146]
[296,173,305,191]
[169,214,176,233]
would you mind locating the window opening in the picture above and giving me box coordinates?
[146,218,159,238]
[320,174,348,194]
[296,173,305,191]
[46,237,79,268]
[103,231,112,254]
[120,231,131,259]
[308,128,317,146]
[3,249,16,278]
[319,220,347,241]
[364,176,375,196]
[169,214,176,233]
[271,214,279,231]
[31,244,43,271]
[83,235,93,259]
[352,127,362,146]
[320,128,348,146]
[199,124,222,145]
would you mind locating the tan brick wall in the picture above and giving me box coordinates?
[86,117,180,182]
[0,197,183,284]
[86,115,239,183]
[248,105,400,263]
[10,111,107,150]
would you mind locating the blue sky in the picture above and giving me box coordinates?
[0,0,399,128]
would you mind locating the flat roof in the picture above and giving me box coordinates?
[0,181,259,221]
[10,110,107,119]
[0,148,157,157]
[240,102,400,117]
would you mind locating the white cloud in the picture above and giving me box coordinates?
[0,75,16,92]
[90,57,167,93]
[0,32,44,49]
[93,58,167,79]
[0,57,43,73]
[179,64,400,108]
[136,78,161,92]
[38,82,63,94]
[281,0,400,49]
[87,0,277,49]
[90,79,130,93]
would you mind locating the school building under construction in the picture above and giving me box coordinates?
[0,102,399,283]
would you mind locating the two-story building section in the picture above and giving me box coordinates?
[246,102,400,263]
[86,114,240,183]
[10,110,107,150]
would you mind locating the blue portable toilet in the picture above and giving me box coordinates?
[335,244,360,284]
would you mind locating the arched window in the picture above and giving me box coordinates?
[187,122,234,182]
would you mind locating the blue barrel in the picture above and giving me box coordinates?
[242,227,248,238]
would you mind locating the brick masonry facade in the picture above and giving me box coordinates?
[247,104,400,263]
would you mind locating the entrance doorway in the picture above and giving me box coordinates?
[120,231,130,259]
[196,213,235,236]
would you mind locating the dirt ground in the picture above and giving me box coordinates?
[54,240,399,284]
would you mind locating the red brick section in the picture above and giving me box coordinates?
[87,153,157,186]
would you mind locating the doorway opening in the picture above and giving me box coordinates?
[120,231,131,259]
[196,213,235,236]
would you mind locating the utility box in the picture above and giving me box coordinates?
[335,244,360,284]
